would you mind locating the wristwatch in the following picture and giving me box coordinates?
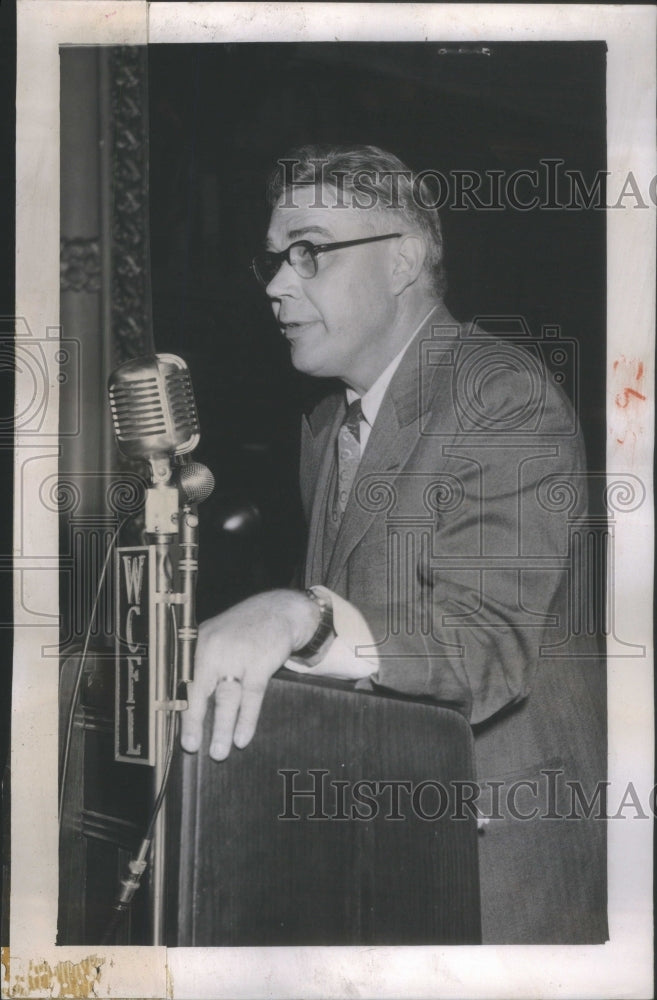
[289,588,336,667]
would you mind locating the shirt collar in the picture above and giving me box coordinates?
[345,304,438,427]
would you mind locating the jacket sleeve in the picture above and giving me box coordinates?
[284,586,380,680]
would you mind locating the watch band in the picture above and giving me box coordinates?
[289,588,335,667]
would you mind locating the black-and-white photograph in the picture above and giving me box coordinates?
[7,4,655,998]
[57,37,612,949]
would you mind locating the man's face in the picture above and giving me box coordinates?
[264,185,400,392]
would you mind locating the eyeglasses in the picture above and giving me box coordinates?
[251,233,402,286]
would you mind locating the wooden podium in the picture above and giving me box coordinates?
[59,657,481,945]
[173,670,481,946]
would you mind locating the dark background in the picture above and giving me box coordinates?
[148,41,607,621]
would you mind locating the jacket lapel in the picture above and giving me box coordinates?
[302,393,344,586]
[324,303,458,588]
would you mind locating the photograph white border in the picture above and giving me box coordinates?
[9,3,655,997]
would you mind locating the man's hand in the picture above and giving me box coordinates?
[180,590,320,761]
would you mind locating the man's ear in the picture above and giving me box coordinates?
[390,234,428,294]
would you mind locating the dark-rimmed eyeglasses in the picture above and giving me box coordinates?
[251,233,402,286]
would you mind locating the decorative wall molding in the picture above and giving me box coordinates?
[109,45,153,364]
[60,237,102,293]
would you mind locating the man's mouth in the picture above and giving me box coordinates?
[279,320,317,337]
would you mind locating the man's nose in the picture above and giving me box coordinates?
[265,260,302,300]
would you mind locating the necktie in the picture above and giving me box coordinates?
[333,398,363,521]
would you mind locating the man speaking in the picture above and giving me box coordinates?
[180,145,606,943]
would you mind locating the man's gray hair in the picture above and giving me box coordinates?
[267,144,447,298]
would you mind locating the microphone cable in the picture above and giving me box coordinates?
[58,513,133,828]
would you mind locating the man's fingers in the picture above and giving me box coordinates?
[180,680,211,753]
[182,673,270,758]
[210,678,243,760]
[180,627,228,753]
[233,679,267,750]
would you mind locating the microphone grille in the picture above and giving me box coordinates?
[109,373,166,444]
[165,365,200,442]
[108,354,201,459]
[179,461,215,504]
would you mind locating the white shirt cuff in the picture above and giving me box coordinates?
[284,586,379,680]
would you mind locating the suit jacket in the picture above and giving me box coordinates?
[299,302,607,943]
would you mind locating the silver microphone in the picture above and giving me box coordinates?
[108,353,214,505]
[107,353,214,690]
[108,353,201,461]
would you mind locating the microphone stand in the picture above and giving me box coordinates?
[152,531,175,947]
[151,504,200,944]
[107,354,214,945]
[111,456,193,945]
[177,501,200,690]
[107,446,212,944]
[147,456,191,945]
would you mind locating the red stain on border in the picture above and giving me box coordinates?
[611,356,648,462]
[612,356,646,382]
[615,386,647,408]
